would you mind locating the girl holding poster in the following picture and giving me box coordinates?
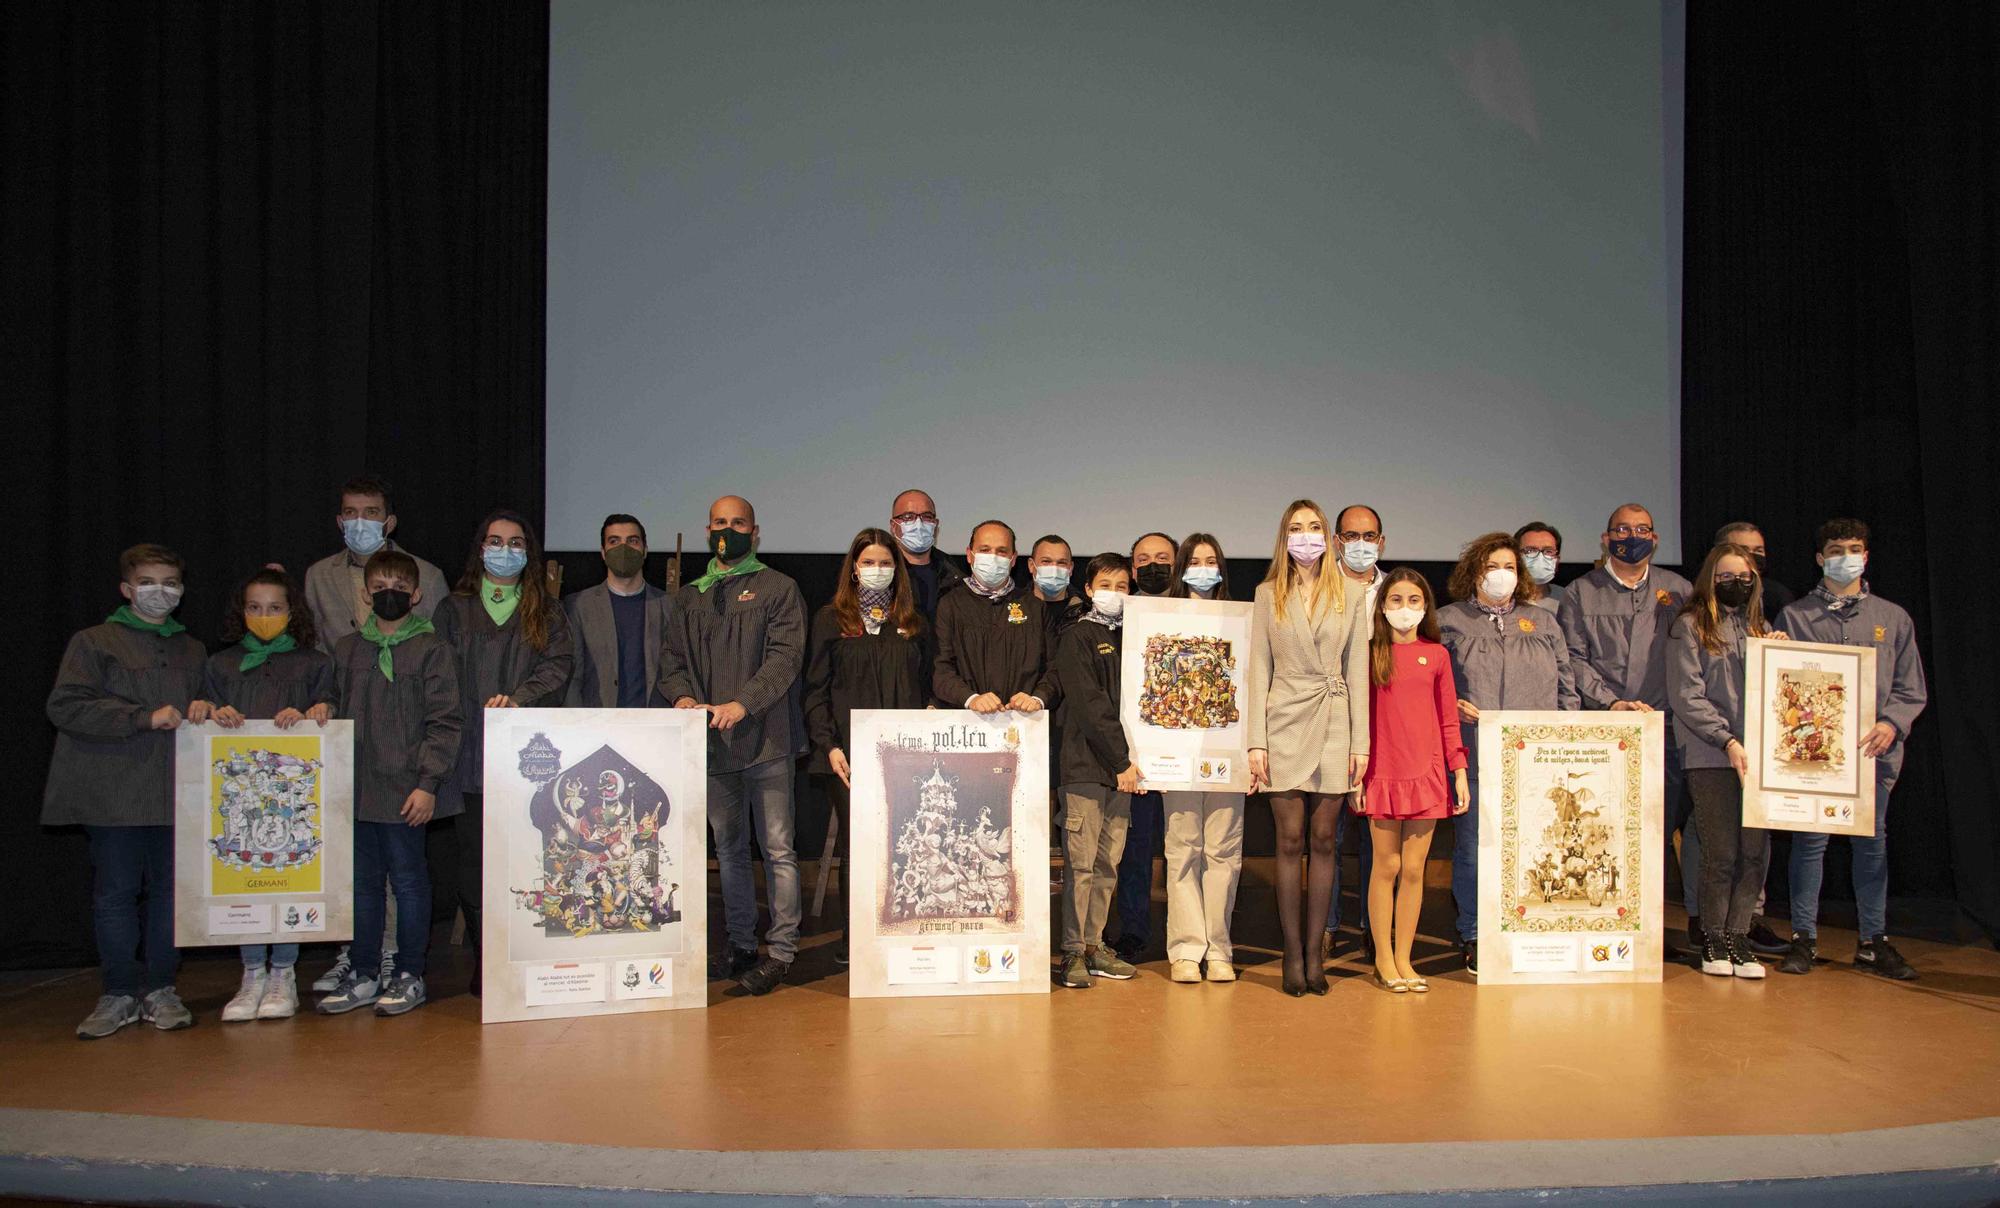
[1247,501,1371,998]
[186,567,335,1021]
[1356,569,1467,993]
[1666,543,1778,980]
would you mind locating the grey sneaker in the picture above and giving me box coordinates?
[316,973,381,1014]
[374,972,427,1016]
[1058,953,1092,988]
[139,987,193,1031]
[76,994,140,1040]
[312,947,353,992]
[1087,948,1137,980]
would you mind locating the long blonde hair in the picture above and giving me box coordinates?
[1261,499,1346,623]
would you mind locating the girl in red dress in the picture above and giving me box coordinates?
[1356,568,1468,992]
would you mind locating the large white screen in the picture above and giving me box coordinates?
[549,1,1680,560]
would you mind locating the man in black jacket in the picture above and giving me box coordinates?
[890,488,964,621]
[931,520,1058,713]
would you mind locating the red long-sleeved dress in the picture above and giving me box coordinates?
[1361,639,1467,819]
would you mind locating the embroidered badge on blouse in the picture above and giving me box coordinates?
[1006,602,1026,624]
[1518,616,1536,633]
[737,590,756,602]
[1417,655,1429,666]
[866,605,886,624]
[1874,625,1886,642]
[1655,589,1673,607]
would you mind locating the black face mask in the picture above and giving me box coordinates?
[371,588,413,622]
[1713,580,1754,610]
[1750,552,1769,575]
[1135,563,1173,596]
[712,527,753,563]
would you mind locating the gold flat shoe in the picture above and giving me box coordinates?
[1372,973,1409,994]
[1407,976,1430,993]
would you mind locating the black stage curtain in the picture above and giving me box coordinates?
[1683,3,1999,937]
[3,2,549,967]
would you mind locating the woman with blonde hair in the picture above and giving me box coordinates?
[1247,501,1370,996]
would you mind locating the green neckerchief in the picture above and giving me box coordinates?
[237,631,298,672]
[691,553,767,594]
[107,604,186,637]
[360,612,435,681]
[481,577,522,628]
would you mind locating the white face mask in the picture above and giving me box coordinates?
[970,552,1012,588]
[1480,569,1519,600]
[1383,606,1425,633]
[856,565,895,592]
[1090,589,1127,618]
[1520,550,1558,585]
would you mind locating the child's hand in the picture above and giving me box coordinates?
[1348,789,1365,815]
[186,700,213,724]
[1453,768,1470,814]
[149,705,183,731]
[214,705,246,729]
[306,702,332,726]
[484,694,518,708]
[400,789,436,827]
[1456,698,1480,722]
[1115,764,1142,794]
[273,707,304,729]
[1727,739,1749,778]
[830,748,851,787]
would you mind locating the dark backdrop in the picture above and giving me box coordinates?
[6,2,1995,968]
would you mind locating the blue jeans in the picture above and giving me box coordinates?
[1451,724,1480,941]
[1114,791,1162,945]
[710,757,800,961]
[1328,807,1372,933]
[85,825,177,998]
[1790,767,1896,940]
[240,944,300,969]
[353,821,430,978]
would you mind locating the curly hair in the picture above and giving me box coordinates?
[1447,532,1536,605]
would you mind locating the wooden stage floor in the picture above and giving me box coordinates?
[2,858,1997,1202]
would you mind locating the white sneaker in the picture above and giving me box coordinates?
[256,967,299,1018]
[221,968,267,1023]
[312,947,352,993]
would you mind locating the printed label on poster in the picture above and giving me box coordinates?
[1760,793,1816,826]
[886,945,961,985]
[1511,934,1580,973]
[274,902,327,934]
[964,945,1021,982]
[523,961,608,1006]
[207,902,273,936]
[608,958,674,1000]
[1140,753,1189,784]
[1194,756,1234,785]
[1585,936,1635,972]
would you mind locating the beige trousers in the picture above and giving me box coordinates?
[1162,790,1245,962]
[1060,784,1131,955]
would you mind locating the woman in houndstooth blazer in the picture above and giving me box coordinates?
[1247,499,1372,997]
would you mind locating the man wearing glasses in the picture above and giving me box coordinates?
[1557,503,1701,954]
[889,488,964,621]
[1321,505,1386,965]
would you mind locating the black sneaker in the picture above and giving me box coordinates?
[1855,936,1917,982]
[1699,933,1731,977]
[833,940,849,966]
[713,946,758,980]
[1460,940,1478,979]
[1745,921,1789,956]
[1110,933,1145,963]
[1779,934,1816,975]
[738,956,791,996]
[1726,933,1766,980]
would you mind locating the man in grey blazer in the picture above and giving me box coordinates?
[563,513,681,709]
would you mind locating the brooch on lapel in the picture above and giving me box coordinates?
[1874,625,1886,642]
[1518,617,1536,633]
[1655,589,1674,607]
[737,589,757,602]
[1006,602,1026,624]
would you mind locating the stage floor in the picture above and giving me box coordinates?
[2,859,1997,1203]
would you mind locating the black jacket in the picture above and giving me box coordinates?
[1054,618,1129,788]
[932,585,1059,709]
[802,605,935,774]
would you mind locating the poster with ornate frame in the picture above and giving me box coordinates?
[174,721,354,947]
[1476,711,1664,985]
[481,708,707,1023]
[1741,637,1876,836]
[847,709,1050,999]
[1118,594,1254,793]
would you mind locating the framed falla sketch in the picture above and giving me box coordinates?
[1741,637,1877,837]
[1476,711,1664,985]
[174,721,355,947]
[1119,595,1254,793]
[847,709,1050,999]
[481,709,707,1023]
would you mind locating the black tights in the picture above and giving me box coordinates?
[1269,792,1341,985]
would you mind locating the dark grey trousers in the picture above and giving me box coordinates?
[1689,767,1769,936]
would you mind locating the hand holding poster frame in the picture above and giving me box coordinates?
[1741,636,1876,836]
[1118,594,1254,793]
[1476,710,1664,985]
[847,709,1050,998]
[481,708,707,1022]
[174,721,354,947]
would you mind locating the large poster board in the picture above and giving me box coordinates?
[481,708,707,1022]
[1477,711,1663,985]
[174,722,354,947]
[1741,637,1876,836]
[1118,594,1253,793]
[848,709,1050,999]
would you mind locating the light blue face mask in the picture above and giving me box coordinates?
[897,519,938,555]
[1033,565,1071,595]
[342,517,387,557]
[483,545,529,579]
[1340,541,1380,575]
[1520,550,1558,585]
[1822,552,1867,585]
[1182,565,1223,594]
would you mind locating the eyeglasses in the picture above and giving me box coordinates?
[482,536,528,550]
[1609,525,1656,538]
[1338,531,1382,543]
[1713,572,1755,585]
[892,511,939,525]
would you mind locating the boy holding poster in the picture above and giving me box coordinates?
[45,544,207,1038]
[1053,554,1142,988]
[1775,519,1928,980]
[319,550,463,1016]
[187,567,336,1021]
